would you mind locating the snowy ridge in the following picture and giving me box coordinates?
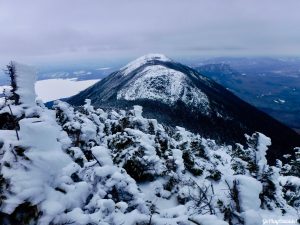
[117,64,210,112]
[121,54,171,76]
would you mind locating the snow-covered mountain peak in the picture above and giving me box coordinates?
[121,53,172,76]
[117,64,210,112]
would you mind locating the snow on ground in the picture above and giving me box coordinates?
[274,98,286,104]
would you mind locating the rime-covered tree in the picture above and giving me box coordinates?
[5,61,19,105]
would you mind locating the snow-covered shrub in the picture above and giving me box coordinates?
[5,62,19,105]
[230,133,271,179]
[281,177,300,212]
[281,148,300,177]
[206,169,222,181]
[182,150,203,176]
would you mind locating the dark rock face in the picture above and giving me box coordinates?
[67,54,300,164]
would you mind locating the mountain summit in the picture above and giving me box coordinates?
[118,54,210,113]
[67,54,300,163]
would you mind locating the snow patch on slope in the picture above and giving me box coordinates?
[117,65,210,111]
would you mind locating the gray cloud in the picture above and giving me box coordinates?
[0,0,300,65]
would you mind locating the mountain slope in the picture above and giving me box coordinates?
[194,63,241,91]
[67,54,300,163]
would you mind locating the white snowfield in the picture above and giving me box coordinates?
[0,78,100,102]
[35,78,100,102]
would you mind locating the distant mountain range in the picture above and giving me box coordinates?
[194,59,300,131]
[67,54,300,164]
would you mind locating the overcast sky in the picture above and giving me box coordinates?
[0,0,300,65]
